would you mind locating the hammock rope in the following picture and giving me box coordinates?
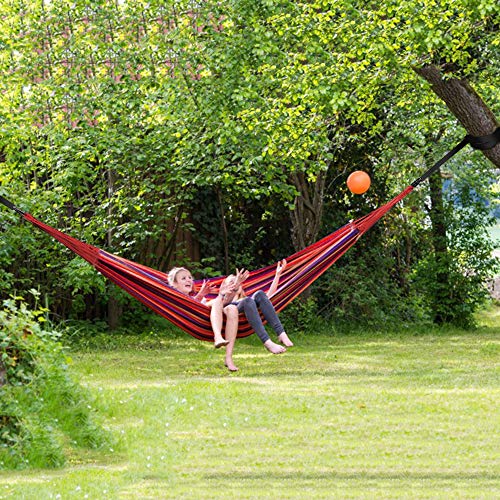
[1,127,499,340]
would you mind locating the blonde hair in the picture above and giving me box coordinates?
[168,267,189,287]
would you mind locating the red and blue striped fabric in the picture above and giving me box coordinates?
[21,186,413,341]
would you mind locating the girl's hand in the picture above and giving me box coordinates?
[276,259,287,275]
[234,268,250,288]
[197,280,215,298]
[218,280,233,296]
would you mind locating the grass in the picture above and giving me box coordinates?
[0,309,499,499]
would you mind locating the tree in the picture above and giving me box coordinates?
[1,0,497,327]
[415,66,499,165]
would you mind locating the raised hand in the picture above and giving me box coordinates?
[276,259,287,275]
[218,280,234,296]
[267,259,286,298]
[196,280,216,298]
[234,268,250,288]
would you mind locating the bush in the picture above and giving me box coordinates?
[280,296,325,334]
[0,291,112,469]
[311,251,428,327]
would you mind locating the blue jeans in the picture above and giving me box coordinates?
[237,290,284,344]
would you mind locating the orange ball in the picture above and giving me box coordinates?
[347,170,371,194]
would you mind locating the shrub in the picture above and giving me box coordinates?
[0,291,112,469]
[280,296,324,334]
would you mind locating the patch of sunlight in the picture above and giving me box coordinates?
[0,464,128,485]
[84,380,179,389]
[0,476,47,485]
[171,431,219,440]
[214,377,275,385]
[110,418,145,429]
[355,341,404,347]
[422,387,500,394]
[232,353,279,359]
[134,366,165,373]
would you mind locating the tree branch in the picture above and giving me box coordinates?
[415,64,500,166]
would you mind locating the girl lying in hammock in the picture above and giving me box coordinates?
[168,266,246,371]
[168,261,293,371]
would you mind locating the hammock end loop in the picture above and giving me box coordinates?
[466,127,500,151]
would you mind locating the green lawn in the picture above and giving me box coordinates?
[1,311,499,499]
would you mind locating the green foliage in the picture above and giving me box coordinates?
[280,296,324,334]
[0,0,498,328]
[412,185,499,328]
[314,250,427,327]
[0,292,111,469]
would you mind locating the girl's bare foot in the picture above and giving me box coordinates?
[264,339,286,354]
[214,337,229,349]
[278,332,294,347]
[225,358,239,372]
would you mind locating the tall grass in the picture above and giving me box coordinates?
[0,308,498,499]
[0,296,111,470]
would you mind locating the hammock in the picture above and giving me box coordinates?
[1,128,498,340]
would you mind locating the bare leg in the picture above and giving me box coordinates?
[263,339,286,354]
[278,332,294,347]
[223,305,239,371]
[210,296,229,348]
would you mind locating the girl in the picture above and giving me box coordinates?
[167,267,248,371]
[222,259,293,354]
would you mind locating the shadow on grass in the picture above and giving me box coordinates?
[64,319,500,354]
[200,470,500,482]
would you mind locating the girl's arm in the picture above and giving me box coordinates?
[220,268,249,305]
[194,280,216,302]
[267,259,286,297]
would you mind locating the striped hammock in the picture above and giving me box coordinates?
[1,128,498,340]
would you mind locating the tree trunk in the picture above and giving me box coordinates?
[428,167,451,324]
[288,169,326,300]
[0,360,6,387]
[216,187,230,275]
[289,169,326,252]
[106,167,122,329]
[415,64,500,166]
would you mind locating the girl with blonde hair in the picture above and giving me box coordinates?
[168,266,248,371]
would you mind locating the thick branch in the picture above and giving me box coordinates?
[415,64,500,166]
